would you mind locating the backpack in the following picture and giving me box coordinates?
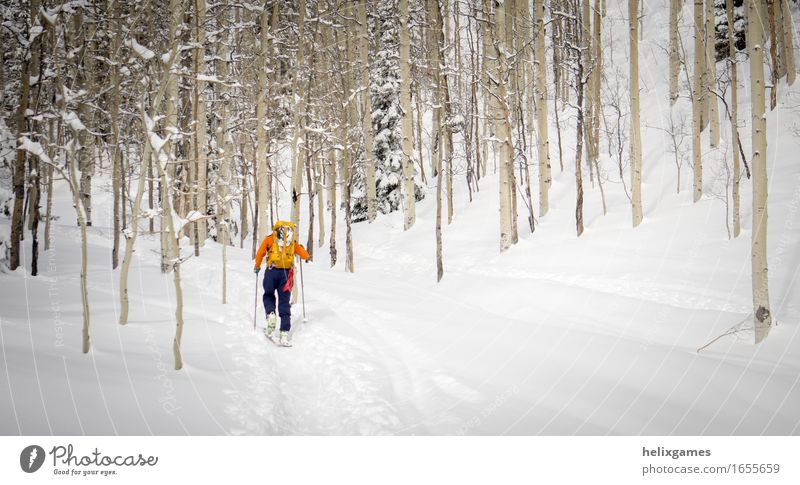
[267,220,296,269]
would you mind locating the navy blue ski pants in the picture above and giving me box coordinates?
[262,267,292,331]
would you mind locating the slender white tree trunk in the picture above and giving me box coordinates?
[748,0,772,343]
[400,0,416,230]
[256,5,275,240]
[359,0,377,223]
[781,0,796,86]
[706,0,720,146]
[692,0,704,202]
[726,0,741,238]
[534,0,550,217]
[290,0,307,228]
[630,0,643,227]
[670,0,680,103]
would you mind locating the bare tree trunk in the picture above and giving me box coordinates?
[670,0,680,103]
[290,0,307,229]
[342,4,355,274]
[535,0,551,217]
[706,0,720,146]
[327,146,337,267]
[400,0,416,230]
[692,0,704,202]
[110,0,123,269]
[768,0,779,110]
[68,142,91,353]
[10,16,31,270]
[489,0,517,251]
[161,0,182,273]
[256,4,276,241]
[119,48,180,325]
[574,52,586,235]
[359,0,377,223]
[781,0,796,86]
[44,120,55,251]
[726,0,741,238]
[217,9,232,304]
[748,0,772,343]
[630,0,643,227]
[193,0,208,252]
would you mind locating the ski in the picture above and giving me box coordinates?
[263,329,292,347]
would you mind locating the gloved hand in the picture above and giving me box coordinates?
[254,267,260,274]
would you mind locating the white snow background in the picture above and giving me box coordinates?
[1,0,799,435]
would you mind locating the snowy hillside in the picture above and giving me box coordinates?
[1,0,799,436]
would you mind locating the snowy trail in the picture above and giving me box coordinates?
[181,255,482,435]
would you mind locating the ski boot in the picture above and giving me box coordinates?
[279,331,292,347]
[265,312,277,339]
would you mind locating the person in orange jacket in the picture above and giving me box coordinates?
[253,221,310,346]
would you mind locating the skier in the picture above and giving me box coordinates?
[254,221,310,346]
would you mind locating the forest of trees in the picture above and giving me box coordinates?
[0,0,795,367]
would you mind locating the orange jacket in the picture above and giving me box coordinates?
[254,235,310,270]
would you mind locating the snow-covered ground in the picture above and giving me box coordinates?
[1,1,799,435]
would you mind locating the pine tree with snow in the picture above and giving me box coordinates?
[369,0,403,217]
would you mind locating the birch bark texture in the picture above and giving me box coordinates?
[692,0,704,203]
[630,0,643,227]
[400,0,416,230]
[534,0,550,217]
[748,0,772,343]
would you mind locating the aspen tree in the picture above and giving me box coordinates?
[534,0,551,217]
[481,0,493,176]
[323,22,338,267]
[726,0,741,237]
[692,0,704,202]
[110,0,123,269]
[149,114,187,370]
[290,0,308,229]
[358,0,377,223]
[217,8,232,304]
[630,0,643,227]
[119,44,181,326]
[28,0,42,275]
[582,0,594,186]
[767,0,779,109]
[489,0,517,251]
[706,0,720,146]
[256,4,275,240]
[400,0,416,230]
[573,0,586,237]
[342,4,356,273]
[748,0,772,343]
[669,0,680,103]
[78,11,95,229]
[10,2,32,270]
[444,0,454,226]
[781,0,795,86]
[434,0,445,280]
[193,0,208,250]
[162,0,182,273]
[697,0,708,130]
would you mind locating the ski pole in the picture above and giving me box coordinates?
[253,270,259,332]
[299,258,307,322]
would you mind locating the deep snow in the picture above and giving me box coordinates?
[1,0,799,435]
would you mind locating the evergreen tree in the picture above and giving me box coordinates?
[370,0,403,217]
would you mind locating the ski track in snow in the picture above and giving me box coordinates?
[189,260,404,435]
